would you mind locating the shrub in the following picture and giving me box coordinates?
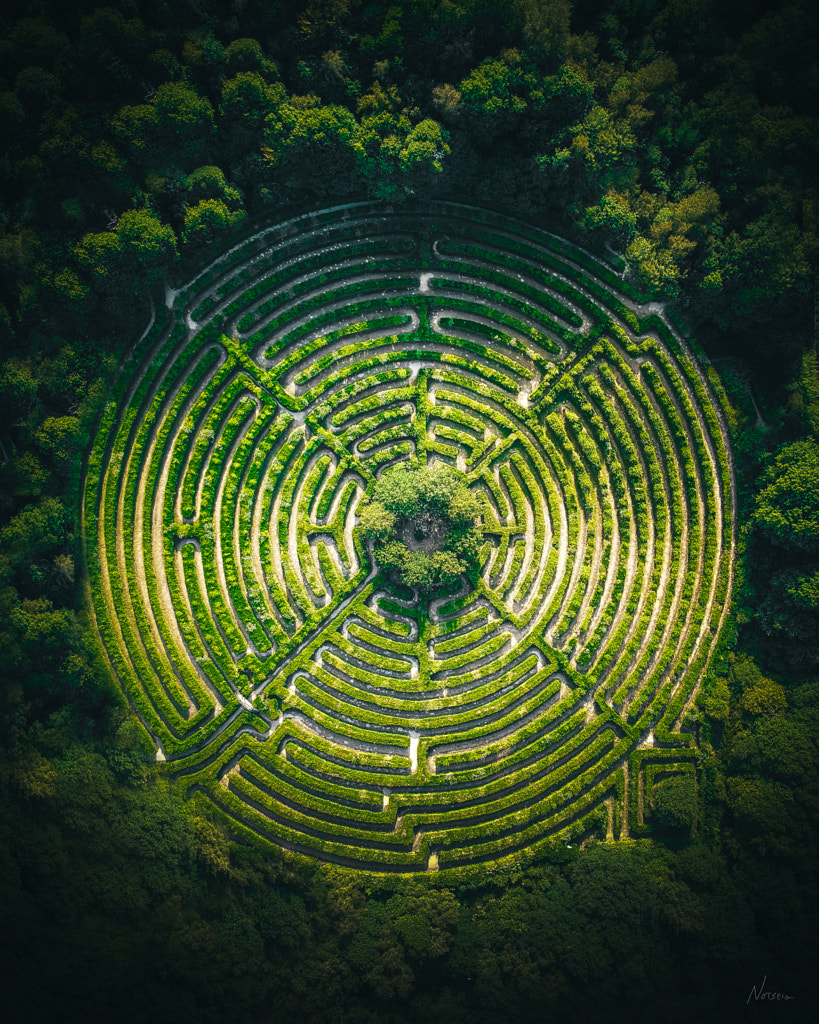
[360,463,484,594]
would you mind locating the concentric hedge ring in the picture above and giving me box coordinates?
[82,201,735,872]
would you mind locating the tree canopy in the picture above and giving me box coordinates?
[0,1,818,1019]
[360,463,484,594]
[754,439,819,552]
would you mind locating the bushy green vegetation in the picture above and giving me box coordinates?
[361,462,484,593]
[79,202,733,875]
[1,1,818,1021]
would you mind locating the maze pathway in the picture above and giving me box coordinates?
[82,202,735,872]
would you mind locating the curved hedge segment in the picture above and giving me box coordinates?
[82,201,735,873]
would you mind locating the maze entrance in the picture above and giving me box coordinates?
[82,202,735,872]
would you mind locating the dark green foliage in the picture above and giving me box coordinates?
[788,350,819,437]
[651,775,697,833]
[182,199,245,247]
[753,439,819,552]
[0,359,38,423]
[0,1,818,1020]
[74,209,178,291]
[1,497,68,566]
[748,439,819,668]
[361,463,484,593]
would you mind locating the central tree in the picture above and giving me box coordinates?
[359,462,484,594]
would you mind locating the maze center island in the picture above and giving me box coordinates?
[82,201,735,873]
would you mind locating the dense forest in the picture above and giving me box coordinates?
[0,1,817,1021]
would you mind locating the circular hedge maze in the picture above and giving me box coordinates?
[82,201,735,873]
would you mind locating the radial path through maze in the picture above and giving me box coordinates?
[83,202,736,872]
